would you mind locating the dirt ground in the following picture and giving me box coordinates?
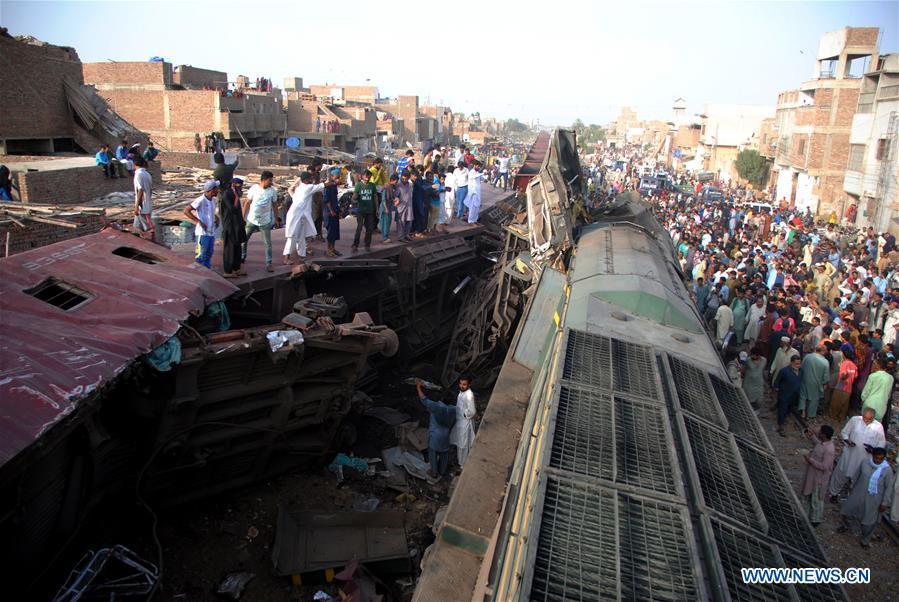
[755,396,898,602]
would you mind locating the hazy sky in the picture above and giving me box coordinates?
[3,0,897,125]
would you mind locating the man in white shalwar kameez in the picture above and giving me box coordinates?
[450,375,476,467]
[714,303,733,345]
[828,408,886,499]
[743,296,767,345]
[882,299,899,346]
[465,162,484,224]
[284,172,327,263]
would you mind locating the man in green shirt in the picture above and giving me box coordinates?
[352,170,377,252]
[861,361,894,422]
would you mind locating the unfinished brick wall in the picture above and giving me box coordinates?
[845,27,880,47]
[287,100,315,132]
[166,91,219,132]
[173,65,227,89]
[0,36,82,140]
[15,162,162,205]
[0,211,105,256]
[92,89,167,132]
[82,61,171,87]
[158,151,262,170]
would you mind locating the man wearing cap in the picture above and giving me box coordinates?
[770,336,799,385]
[219,177,247,278]
[829,408,885,500]
[838,445,893,548]
[184,180,220,269]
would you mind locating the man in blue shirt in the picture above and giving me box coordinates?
[416,378,456,477]
[396,149,414,175]
[95,144,117,178]
[115,140,128,161]
[773,355,802,435]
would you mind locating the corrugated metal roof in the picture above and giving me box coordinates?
[0,229,238,466]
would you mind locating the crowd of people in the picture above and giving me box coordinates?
[590,152,899,548]
[164,141,521,276]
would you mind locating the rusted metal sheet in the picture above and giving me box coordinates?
[0,228,238,466]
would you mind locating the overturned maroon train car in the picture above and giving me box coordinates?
[511,130,551,192]
[0,229,398,594]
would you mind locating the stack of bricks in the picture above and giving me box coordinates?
[15,162,162,205]
[0,212,105,256]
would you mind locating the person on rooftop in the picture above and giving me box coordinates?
[142,141,160,163]
[132,156,154,238]
[183,180,220,269]
[242,170,279,273]
[95,144,117,179]
[219,177,247,278]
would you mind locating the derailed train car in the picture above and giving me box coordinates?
[0,230,398,594]
[414,130,847,601]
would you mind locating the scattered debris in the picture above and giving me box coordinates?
[382,446,438,485]
[328,453,375,484]
[334,559,382,602]
[271,507,409,576]
[363,406,411,426]
[265,329,304,352]
[313,591,333,602]
[52,545,159,602]
[354,497,381,512]
[402,377,441,391]
[216,571,255,600]
[394,422,428,451]
[246,526,259,540]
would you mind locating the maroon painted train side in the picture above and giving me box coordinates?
[512,130,551,192]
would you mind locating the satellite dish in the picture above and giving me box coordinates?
[286,137,300,148]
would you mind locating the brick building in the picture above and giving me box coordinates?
[699,104,775,184]
[772,27,879,214]
[307,84,379,104]
[82,61,286,151]
[0,34,145,155]
[173,65,228,89]
[844,53,899,232]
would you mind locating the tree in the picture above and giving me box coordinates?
[735,149,769,187]
[505,118,528,133]
[571,118,605,145]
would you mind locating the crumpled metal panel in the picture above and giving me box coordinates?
[526,129,578,262]
[0,229,238,466]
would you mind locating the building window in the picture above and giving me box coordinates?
[876,138,891,161]
[847,144,866,171]
[797,138,806,155]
